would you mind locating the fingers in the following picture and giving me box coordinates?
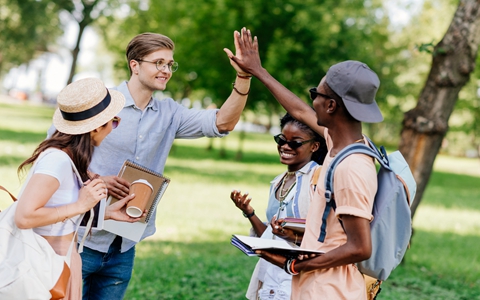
[230,189,253,212]
[223,48,234,58]
[102,176,129,198]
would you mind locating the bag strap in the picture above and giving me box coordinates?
[0,185,17,202]
[62,151,94,255]
[318,137,390,242]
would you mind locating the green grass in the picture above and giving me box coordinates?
[1,102,480,299]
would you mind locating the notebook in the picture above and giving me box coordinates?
[102,160,170,242]
[231,234,323,258]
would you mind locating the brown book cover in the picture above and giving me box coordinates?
[109,160,170,223]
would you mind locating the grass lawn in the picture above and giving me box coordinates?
[1,101,479,299]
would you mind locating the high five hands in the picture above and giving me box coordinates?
[223,27,262,76]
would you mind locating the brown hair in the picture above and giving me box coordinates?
[18,130,95,182]
[126,32,175,76]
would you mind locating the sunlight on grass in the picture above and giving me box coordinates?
[434,153,480,177]
[413,205,480,236]
[2,102,480,299]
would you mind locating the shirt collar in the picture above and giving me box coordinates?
[117,81,158,111]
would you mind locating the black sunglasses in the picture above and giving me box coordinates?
[309,87,331,101]
[274,134,314,149]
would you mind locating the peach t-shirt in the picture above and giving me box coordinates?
[291,129,377,300]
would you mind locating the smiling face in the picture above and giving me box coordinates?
[277,122,319,171]
[131,49,174,92]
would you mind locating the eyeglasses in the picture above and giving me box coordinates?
[274,134,314,149]
[309,87,331,101]
[112,116,121,129]
[137,59,179,72]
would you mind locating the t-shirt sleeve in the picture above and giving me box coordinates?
[34,151,72,185]
[333,153,377,221]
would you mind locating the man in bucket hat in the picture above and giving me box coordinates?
[49,31,252,299]
[229,28,382,299]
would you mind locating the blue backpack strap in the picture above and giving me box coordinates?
[318,140,390,243]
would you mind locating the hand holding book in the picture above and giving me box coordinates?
[270,216,305,245]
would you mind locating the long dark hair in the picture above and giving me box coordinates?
[279,112,328,165]
[18,130,94,182]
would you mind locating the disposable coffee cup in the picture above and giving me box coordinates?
[126,179,154,217]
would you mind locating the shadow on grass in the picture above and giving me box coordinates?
[0,128,46,144]
[127,229,480,300]
[0,154,32,168]
[169,143,280,165]
[126,240,257,300]
[164,164,277,186]
[382,229,480,300]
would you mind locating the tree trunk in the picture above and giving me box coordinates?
[67,23,86,85]
[399,0,480,218]
[66,0,99,85]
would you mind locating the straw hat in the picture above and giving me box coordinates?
[53,78,125,134]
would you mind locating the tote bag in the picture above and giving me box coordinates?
[0,149,94,299]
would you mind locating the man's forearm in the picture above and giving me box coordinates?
[216,76,250,132]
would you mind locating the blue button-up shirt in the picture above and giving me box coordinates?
[79,81,227,252]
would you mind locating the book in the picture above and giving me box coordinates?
[281,218,306,234]
[231,234,324,258]
[102,160,170,242]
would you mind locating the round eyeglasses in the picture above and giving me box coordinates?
[137,59,179,72]
[273,134,314,149]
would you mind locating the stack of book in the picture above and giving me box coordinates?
[281,218,306,233]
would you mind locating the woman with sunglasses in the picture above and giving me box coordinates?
[14,78,143,299]
[230,112,327,300]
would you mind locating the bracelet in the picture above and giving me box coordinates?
[61,205,68,223]
[232,82,250,96]
[237,73,252,79]
[284,258,299,276]
[243,210,255,218]
[55,207,60,223]
[290,258,299,275]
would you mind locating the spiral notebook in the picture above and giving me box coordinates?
[102,160,170,242]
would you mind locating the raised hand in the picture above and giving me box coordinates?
[223,27,256,76]
[227,27,263,76]
[230,189,254,216]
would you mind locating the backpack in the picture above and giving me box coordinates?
[319,136,416,295]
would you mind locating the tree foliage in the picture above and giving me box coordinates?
[0,0,72,77]
[101,0,404,126]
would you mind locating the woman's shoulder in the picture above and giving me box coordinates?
[37,149,71,168]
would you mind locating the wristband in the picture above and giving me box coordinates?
[237,73,252,79]
[232,82,250,96]
[290,258,299,275]
[243,210,255,218]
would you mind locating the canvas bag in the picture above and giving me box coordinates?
[0,149,94,300]
[318,137,416,291]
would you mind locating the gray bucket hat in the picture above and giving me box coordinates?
[326,60,383,123]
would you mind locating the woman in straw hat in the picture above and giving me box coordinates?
[15,78,143,299]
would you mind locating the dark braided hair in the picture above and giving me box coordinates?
[280,112,328,165]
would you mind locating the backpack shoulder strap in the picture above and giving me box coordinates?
[318,138,389,243]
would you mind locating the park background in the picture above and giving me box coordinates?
[1,0,480,299]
